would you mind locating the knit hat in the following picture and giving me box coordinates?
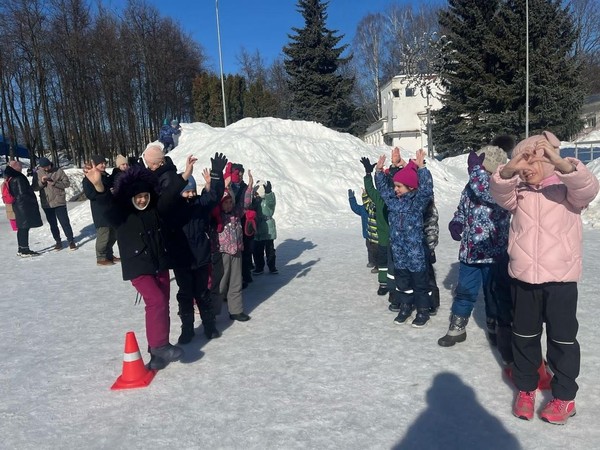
[181,175,196,194]
[476,145,506,174]
[392,160,419,189]
[38,157,52,167]
[512,131,561,179]
[115,154,128,167]
[171,119,179,126]
[91,154,106,165]
[113,165,160,202]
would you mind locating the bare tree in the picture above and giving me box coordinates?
[353,13,385,121]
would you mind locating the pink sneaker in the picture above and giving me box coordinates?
[513,390,536,420]
[540,398,576,425]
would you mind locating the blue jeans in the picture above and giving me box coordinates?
[451,262,497,319]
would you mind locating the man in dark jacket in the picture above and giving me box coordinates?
[5,160,43,256]
[82,154,118,265]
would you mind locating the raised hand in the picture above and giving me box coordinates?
[202,167,211,184]
[265,181,272,194]
[348,189,354,198]
[84,161,105,192]
[414,149,426,168]
[360,157,376,175]
[530,139,574,174]
[467,151,485,173]
[247,169,254,188]
[210,152,228,174]
[376,154,386,172]
[183,154,197,180]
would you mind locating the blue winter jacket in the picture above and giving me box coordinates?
[375,167,433,272]
[450,164,510,264]
[348,193,368,239]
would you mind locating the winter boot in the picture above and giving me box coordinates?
[438,314,469,347]
[411,308,430,328]
[394,303,415,325]
[54,241,63,251]
[377,284,388,296]
[177,314,195,345]
[149,344,184,369]
[486,317,497,346]
[203,322,222,340]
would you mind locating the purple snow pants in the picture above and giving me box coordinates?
[131,270,171,348]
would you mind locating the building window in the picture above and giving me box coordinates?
[405,87,415,97]
[392,89,400,98]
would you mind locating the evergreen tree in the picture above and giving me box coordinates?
[283,0,355,132]
[435,0,583,156]
[244,79,279,118]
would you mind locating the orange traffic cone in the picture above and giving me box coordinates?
[111,331,156,390]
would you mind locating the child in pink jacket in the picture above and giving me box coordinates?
[490,131,599,425]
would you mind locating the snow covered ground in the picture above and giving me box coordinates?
[2,118,600,449]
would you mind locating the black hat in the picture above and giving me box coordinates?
[91,154,107,165]
[38,157,52,167]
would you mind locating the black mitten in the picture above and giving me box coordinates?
[265,181,272,194]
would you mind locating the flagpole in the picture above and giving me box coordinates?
[216,0,228,126]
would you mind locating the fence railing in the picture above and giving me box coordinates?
[560,140,600,163]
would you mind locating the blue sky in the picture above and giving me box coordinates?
[104,0,417,74]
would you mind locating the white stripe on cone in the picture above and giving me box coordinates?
[123,351,142,362]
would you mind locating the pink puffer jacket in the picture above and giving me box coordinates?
[490,159,599,284]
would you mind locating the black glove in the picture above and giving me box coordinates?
[348,189,355,198]
[210,152,228,174]
[360,157,376,175]
[265,181,272,194]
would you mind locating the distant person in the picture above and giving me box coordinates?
[82,154,118,265]
[252,180,278,274]
[2,173,18,231]
[171,120,182,148]
[110,154,129,185]
[4,160,43,256]
[158,119,181,153]
[36,157,77,250]
[490,131,599,425]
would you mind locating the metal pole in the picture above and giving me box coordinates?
[525,0,529,138]
[215,0,228,126]
[426,87,433,158]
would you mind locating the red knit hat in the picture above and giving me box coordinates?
[392,160,419,189]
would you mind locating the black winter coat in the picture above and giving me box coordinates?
[152,157,195,269]
[82,173,114,228]
[5,165,42,229]
[181,181,224,269]
[98,169,186,281]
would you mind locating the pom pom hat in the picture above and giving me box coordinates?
[392,160,419,189]
[115,154,128,167]
[476,145,507,174]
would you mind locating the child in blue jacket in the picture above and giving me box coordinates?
[348,188,378,270]
[374,149,434,327]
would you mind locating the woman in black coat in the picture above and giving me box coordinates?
[84,156,196,371]
[5,161,42,256]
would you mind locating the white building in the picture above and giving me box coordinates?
[363,75,443,154]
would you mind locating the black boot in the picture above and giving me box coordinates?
[177,314,195,345]
[203,322,222,339]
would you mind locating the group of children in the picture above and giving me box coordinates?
[352,132,599,425]
[82,147,278,370]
